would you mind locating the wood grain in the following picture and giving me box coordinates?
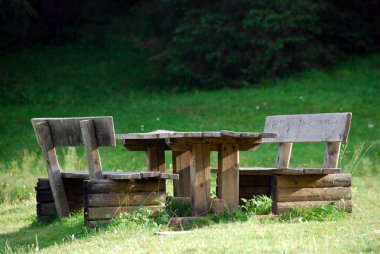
[272,200,352,214]
[173,151,191,197]
[272,187,351,202]
[272,174,351,188]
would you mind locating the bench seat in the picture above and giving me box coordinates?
[61,171,179,180]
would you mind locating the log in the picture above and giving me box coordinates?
[87,192,165,207]
[272,174,351,188]
[272,187,351,202]
[272,200,352,214]
[85,205,163,220]
[84,179,165,194]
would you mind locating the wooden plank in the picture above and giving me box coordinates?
[61,171,90,179]
[217,144,239,210]
[323,168,341,174]
[86,205,163,220]
[32,117,115,147]
[272,187,351,202]
[264,113,352,143]
[190,144,211,216]
[105,172,142,180]
[80,120,103,179]
[35,121,70,218]
[87,192,165,207]
[146,141,166,172]
[273,168,304,175]
[37,203,56,217]
[118,131,277,139]
[159,173,180,180]
[272,200,352,214]
[272,174,351,188]
[140,171,160,178]
[275,143,293,168]
[84,179,165,193]
[323,142,341,168]
[170,197,191,206]
[239,175,271,186]
[173,151,191,197]
[239,167,276,175]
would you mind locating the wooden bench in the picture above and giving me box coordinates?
[32,117,178,223]
[239,113,353,214]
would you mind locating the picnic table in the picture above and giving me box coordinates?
[116,130,278,216]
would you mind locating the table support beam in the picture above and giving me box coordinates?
[217,144,239,210]
[146,141,165,172]
[173,151,191,197]
[190,144,211,216]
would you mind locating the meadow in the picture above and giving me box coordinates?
[0,45,379,253]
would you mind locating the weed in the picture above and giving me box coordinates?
[241,195,272,215]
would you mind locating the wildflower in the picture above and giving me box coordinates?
[368,123,374,128]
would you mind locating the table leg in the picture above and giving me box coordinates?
[146,140,165,172]
[172,151,191,197]
[190,143,211,216]
[217,144,239,210]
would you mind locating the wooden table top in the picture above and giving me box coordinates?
[116,130,278,151]
[115,130,278,140]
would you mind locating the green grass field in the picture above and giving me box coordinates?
[0,45,379,253]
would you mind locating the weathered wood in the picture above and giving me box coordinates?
[272,187,351,202]
[105,172,142,180]
[80,120,103,179]
[190,144,211,216]
[32,117,116,147]
[117,131,277,140]
[217,144,239,210]
[323,142,341,168]
[159,173,180,180]
[264,113,352,143]
[35,121,70,218]
[275,143,293,168]
[239,168,276,175]
[272,174,351,188]
[87,192,165,207]
[140,171,160,178]
[273,168,304,175]
[239,175,271,186]
[146,141,166,172]
[86,205,163,220]
[173,151,191,197]
[211,199,227,214]
[37,203,56,217]
[170,197,191,206]
[272,200,352,214]
[84,179,166,193]
[322,168,341,174]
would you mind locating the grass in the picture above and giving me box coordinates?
[0,44,379,252]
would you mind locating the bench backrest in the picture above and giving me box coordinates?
[262,113,352,169]
[31,116,115,217]
[263,113,351,143]
[31,117,116,148]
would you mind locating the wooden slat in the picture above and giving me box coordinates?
[217,144,239,210]
[323,142,341,168]
[190,144,211,216]
[87,192,165,207]
[173,151,191,197]
[272,200,352,214]
[84,179,165,193]
[35,121,70,218]
[80,120,103,179]
[105,172,142,180]
[264,113,352,143]
[273,168,304,175]
[272,174,351,188]
[32,117,115,147]
[275,143,293,168]
[159,173,180,180]
[86,205,163,220]
[272,187,351,202]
